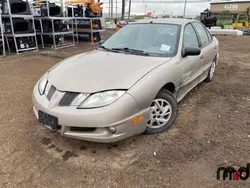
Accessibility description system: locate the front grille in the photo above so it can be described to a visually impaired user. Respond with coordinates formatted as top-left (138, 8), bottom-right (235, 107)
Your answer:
top-left (59, 92), bottom-right (79, 106)
top-left (47, 85), bottom-right (56, 101)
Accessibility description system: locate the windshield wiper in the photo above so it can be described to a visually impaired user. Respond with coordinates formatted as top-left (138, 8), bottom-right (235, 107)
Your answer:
top-left (99, 45), bottom-right (110, 51)
top-left (99, 45), bottom-right (122, 53)
top-left (111, 48), bottom-right (150, 56)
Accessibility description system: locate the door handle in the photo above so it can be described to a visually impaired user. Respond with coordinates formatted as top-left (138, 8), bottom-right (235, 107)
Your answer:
top-left (200, 55), bottom-right (205, 60)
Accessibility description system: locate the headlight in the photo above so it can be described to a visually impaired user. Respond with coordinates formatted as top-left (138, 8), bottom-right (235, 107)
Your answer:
top-left (71, 93), bottom-right (89, 106)
top-left (38, 73), bottom-right (48, 95)
top-left (78, 90), bottom-right (126, 108)
top-left (44, 82), bottom-right (52, 96)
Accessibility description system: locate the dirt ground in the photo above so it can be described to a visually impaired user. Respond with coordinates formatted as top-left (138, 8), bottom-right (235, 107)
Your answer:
top-left (0, 34), bottom-right (250, 188)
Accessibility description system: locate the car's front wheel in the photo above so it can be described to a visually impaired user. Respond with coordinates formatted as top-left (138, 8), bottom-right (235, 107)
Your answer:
top-left (145, 89), bottom-right (178, 134)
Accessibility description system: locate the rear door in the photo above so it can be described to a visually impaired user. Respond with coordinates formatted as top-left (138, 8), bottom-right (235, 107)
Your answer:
top-left (192, 22), bottom-right (216, 77)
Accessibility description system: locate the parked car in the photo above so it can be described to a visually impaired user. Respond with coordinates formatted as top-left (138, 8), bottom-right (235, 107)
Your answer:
top-left (33, 19), bottom-right (219, 143)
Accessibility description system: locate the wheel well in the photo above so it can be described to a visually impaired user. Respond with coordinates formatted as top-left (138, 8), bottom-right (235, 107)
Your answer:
top-left (214, 54), bottom-right (218, 63)
top-left (162, 82), bottom-right (175, 93)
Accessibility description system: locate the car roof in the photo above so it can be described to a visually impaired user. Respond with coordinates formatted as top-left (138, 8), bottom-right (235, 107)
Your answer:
top-left (131, 18), bottom-right (193, 25)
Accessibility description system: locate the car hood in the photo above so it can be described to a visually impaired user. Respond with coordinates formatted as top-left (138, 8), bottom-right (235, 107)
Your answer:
top-left (48, 50), bottom-right (170, 93)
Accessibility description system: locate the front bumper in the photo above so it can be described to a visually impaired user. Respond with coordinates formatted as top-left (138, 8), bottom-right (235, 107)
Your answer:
top-left (32, 85), bottom-right (149, 143)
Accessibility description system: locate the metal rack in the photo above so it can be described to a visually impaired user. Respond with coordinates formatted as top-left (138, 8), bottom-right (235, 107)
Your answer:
top-left (0, 6), bottom-right (5, 57)
top-left (66, 5), bottom-right (106, 44)
top-left (33, 0), bottom-right (75, 49)
top-left (1, 0), bottom-right (38, 55)
top-left (72, 17), bottom-right (106, 44)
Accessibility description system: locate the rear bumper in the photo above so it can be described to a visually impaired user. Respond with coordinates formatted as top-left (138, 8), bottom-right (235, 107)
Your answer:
top-left (32, 85), bottom-right (149, 143)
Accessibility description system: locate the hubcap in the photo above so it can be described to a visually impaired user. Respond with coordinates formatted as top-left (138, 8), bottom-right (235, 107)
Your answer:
top-left (147, 99), bottom-right (172, 129)
top-left (210, 61), bottom-right (216, 79)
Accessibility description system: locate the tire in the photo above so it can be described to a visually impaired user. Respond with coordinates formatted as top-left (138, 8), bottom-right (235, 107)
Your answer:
top-left (145, 89), bottom-right (178, 134)
top-left (204, 61), bottom-right (216, 82)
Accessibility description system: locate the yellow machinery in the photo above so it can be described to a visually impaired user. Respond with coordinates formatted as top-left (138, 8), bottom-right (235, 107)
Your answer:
top-left (232, 13), bottom-right (249, 29)
top-left (65, 0), bottom-right (103, 16)
top-left (116, 20), bottom-right (128, 31)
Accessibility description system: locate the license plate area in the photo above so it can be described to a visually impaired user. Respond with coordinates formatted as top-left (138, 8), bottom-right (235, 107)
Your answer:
top-left (38, 111), bottom-right (58, 131)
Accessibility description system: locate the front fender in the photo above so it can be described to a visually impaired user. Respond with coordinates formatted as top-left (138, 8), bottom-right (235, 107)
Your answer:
top-left (127, 58), bottom-right (182, 110)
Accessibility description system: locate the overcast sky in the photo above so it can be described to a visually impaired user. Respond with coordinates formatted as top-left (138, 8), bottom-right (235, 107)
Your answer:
top-left (101, 0), bottom-right (248, 16)
top-left (102, 0), bottom-right (210, 16)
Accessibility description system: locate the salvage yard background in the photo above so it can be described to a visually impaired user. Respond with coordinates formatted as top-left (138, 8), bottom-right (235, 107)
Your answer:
top-left (0, 33), bottom-right (250, 187)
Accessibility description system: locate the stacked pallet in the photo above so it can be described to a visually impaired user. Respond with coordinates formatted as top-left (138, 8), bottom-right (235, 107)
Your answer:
top-left (65, 2), bottom-right (105, 43)
top-left (0, 0), bottom-right (38, 54)
top-left (33, 0), bottom-right (75, 49)
top-left (0, 5), bottom-right (5, 56)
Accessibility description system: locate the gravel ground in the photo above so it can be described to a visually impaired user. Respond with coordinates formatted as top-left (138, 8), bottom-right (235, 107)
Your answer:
top-left (0, 34), bottom-right (250, 188)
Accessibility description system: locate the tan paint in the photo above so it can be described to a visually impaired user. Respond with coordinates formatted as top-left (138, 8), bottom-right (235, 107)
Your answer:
top-left (33, 19), bottom-right (219, 142)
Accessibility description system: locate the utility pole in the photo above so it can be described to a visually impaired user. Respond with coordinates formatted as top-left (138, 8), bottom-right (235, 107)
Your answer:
top-left (128, 0), bottom-right (132, 20)
top-left (109, 0), bottom-right (111, 19)
top-left (144, 4), bottom-right (148, 15)
top-left (116, 0), bottom-right (118, 18)
top-left (121, 0), bottom-right (125, 20)
top-left (111, 0), bottom-right (113, 19)
top-left (183, 0), bottom-right (187, 18)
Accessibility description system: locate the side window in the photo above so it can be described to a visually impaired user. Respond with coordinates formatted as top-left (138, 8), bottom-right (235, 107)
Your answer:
top-left (183, 24), bottom-right (199, 49)
top-left (193, 22), bottom-right (210, 47)
top-left (206, 29), bottom-right (213, 42)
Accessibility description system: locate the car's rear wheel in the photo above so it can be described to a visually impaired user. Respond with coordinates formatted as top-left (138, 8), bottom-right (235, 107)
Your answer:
top-left (204, 61), bottom-right (216, 82)
top-left (145, 89), bottom-right (178, 134)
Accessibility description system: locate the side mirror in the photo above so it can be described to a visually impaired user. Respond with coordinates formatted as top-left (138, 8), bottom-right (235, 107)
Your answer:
top-left (182, 47), bottom-right (201, 57)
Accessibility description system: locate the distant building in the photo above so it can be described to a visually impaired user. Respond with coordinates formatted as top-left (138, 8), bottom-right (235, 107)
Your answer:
top-left (210, 1), bottom-right (250, 14)
top-left (200, 1), bottom-right (250, 21)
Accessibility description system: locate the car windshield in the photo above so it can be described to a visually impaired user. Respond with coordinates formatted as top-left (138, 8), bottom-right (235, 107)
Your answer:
top-left (101, 23), bottom-right (180, 57)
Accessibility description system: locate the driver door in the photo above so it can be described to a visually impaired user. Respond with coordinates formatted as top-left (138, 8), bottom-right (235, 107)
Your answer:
top-left (177, 24), bottom-right (204, 99)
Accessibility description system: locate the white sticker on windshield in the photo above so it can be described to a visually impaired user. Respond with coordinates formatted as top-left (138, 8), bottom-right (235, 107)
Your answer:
top-left (160, 44), bottom-right (171, 52)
